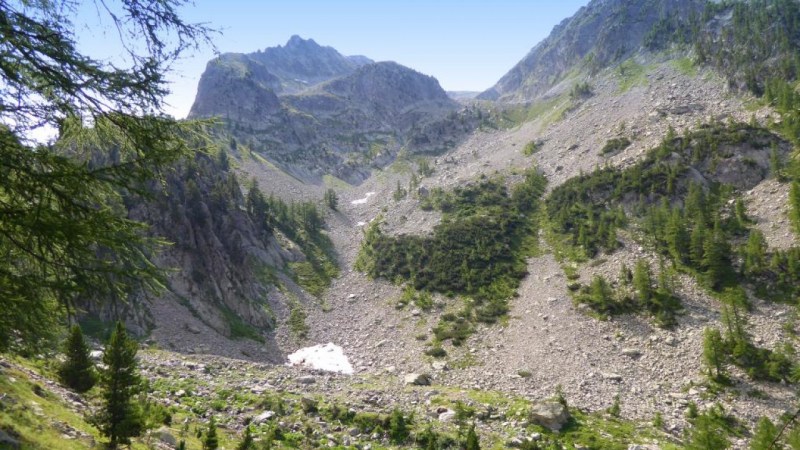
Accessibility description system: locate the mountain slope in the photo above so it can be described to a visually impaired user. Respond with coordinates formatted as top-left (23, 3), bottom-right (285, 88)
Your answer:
top-left (478, 0), bottom-right (705, 102)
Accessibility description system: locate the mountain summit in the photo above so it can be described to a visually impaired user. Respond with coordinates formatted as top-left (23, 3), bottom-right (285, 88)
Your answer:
top-left (189, 37), bottom-right (471, 183)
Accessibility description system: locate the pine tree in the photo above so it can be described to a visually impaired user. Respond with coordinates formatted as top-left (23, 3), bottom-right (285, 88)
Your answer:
top-left (633, 260), bottom-right (653, 306)
top-left (790, 182), bottom-right (800, 236)
top-left (0, 0), bottom-right (210, 354)
top-left (689, 220), bottom-right (707, 268)
top-left (203, 417), bottom-right (219, 450)
top-left (97, 322), bottom-right (143, 449)
top-left (58, 325), bottom-right (97, 393)
top-left (666, 209), bottom-right (689, 263)
top-left (464, 424), bottom-right (480, 450)
top-left (702, 328), bottom-right (727, 382)
top-left (324, 188), bottom-right (338, 211)
top-left (743, 230), bottom-right (767, 276)
top-left (685, 412), bottom-right (730, 450)
top-left (749, 417), bottom-right (779, 450)
top-left (236, 425), bottom-right (255, 450)
top-left (389, 409), bottom-right (409, 444)
top-left (702, 225), bottom-right (730, 290)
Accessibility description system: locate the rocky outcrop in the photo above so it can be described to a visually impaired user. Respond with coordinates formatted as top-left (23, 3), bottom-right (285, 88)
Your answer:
top-left (528, 401), bottom-right (571, 431)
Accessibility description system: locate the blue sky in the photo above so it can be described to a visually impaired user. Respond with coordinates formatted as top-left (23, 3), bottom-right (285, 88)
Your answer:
top-left (76, 0), bottom-right (590, 118)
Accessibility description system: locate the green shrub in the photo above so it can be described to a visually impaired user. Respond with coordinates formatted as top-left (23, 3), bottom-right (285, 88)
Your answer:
top-left (600, 137), bottom-right (631, 155)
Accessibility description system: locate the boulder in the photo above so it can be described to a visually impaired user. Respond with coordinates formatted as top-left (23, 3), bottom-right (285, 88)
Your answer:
top-left (438, 409), bottom-right (456, 422)
top-left (0, 429), bottom-right (20, 449)
top-left (404, 373), bottom-right (431, 386)
top-left (155, 426), bottom-right (177, 447)
top-left (528, 401), bottom-right (570, 431)
top-left (296, 375), bottom-right (316, 385)
top-left (253, 411), bottom-right (276, 424)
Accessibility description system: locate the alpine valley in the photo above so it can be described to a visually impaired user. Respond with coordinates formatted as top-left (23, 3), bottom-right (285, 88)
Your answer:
top-left (4, 1), bottom-right (800, 449)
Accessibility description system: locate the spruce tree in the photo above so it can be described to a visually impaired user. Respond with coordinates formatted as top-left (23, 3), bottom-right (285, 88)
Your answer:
top-left (58, 325), bottom-right (97, 393)
top-left (324, 188), bottom-right (338, 211)
top-left (633, 260), bottom-right (653, 306)
top-left (464, 424), bottom-right (480, 450)
top-left (0, 0), bottom-right (211, 354)
top-left (790, 182), bottom-right (800, 236)
top-left (98, 322), bottom-right (143, 449)
top-left (236, 425), bottom-right (255, 450)
top-left (389, 409), bottom-right (409, 444)
top-left (702, 225), bottom-right (729, 290)
top-left (203, 416), bottom-right (219, 450)
top-left (702, 328), bottom-right (727, 382)
top-left (685, 412), bottom-right (729, 450)
top-left (689, 220), bottom-right (707, 268)
top-left (749, 417), bottom-right (778, 450)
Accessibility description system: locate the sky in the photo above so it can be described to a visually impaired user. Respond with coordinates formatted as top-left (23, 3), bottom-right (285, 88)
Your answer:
top-left (75, 0), bottom-right (590, 119)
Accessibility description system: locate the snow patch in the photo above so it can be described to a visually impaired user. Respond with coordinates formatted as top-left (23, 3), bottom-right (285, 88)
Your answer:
top-left (351, 192), bottom-right (375, 205)
top-left (287, 343), bottom-right (354, 374)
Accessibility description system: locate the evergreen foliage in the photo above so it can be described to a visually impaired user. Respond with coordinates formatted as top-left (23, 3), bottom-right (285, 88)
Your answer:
top-left (203, 417), bottom-right (219, 450)
top-left (96, 322), bottom-right (143, 449)
top-left (600, 137), bottom-right (631, 155)
top-left (464, 424), bottom-right (480, 450)
top-left (246, 181), bottom-right (338, 296)
top-left (389, 409), bottom-right (410, 444)
top-left (646, 0), bottom-right (800, 95)
top-left (749, 417), bottom-right (779, 450)
top-left (324, 188), bottom-right (339, 211)
top-left (0, 0), bottom-right (211, 354)
top-left (236, 425), bottom-right (255, 450)
top-left (357, 168), bottom-right (547, 338)
top-left (574, 261), bottom-right (682, 327)
top-left (702, 327), bottom-right (727, 383)
top-left (58, 325), bottom-right (98, 393)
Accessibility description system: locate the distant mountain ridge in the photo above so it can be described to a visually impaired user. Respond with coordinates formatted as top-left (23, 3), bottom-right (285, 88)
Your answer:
top-left (189, 36), bottom-right (475, 184)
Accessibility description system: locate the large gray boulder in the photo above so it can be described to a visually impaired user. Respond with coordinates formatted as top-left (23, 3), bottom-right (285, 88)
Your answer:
top-left (404, 373), bottom-right (431, 386)
top-left (528, 401), bottom-right (571, 431)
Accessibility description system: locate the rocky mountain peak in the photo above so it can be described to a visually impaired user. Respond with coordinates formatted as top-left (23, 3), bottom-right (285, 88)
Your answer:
top-left (285, 34), bottom-right (316, 48)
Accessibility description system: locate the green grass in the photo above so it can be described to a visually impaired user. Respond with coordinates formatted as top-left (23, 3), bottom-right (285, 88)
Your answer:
top-left (289, 261), bottom-right (331, 298)
top-left (219, 305), bottom-right (265, 343)
top-left (288, 303), bottom-right (309, 339)
top-left (617, 59), bottom-right (649, 92)
top-left (672, 57), bottom-right (698, 77)
top-left (323, 174), bottom-right (352, 190)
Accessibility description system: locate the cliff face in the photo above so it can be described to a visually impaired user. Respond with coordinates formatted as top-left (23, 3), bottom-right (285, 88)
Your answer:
top-left (479, 0), bottom-right (706, 102)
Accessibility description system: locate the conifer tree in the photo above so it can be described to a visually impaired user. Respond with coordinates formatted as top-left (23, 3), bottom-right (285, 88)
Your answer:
top-left (790, 182), bottom-right (800, 236)
top-left (0, 0), bottom-right (211, 354)
top-left (689, 220), bottom-right (707, 268)
top-left (702, 328), bottom-right (727, 382)
top-left (97, 322), bottom-right (143, 449)
top-left (749, 417), bottom-right (779, 450)
top-left (389, 409), bottom-right (409, 444)
top-left (464, 424), bottom-right (480, 450)
top-left (324, 188), bottom-right (338, 211)
top-left (633, 260), bottom-right (653, 306)
top-left (743, 230), bottom-right (767, 276)
top-left (666, 209), bottom-right (689, 263)
top-left (702, 225), bottom-right (730, 290)
top-left (685, 412), bottom-right (730, 450)
top-left (203, 417), bottom-right (219, 450)
top-left (58, 325), bottom-right (97, 393)
top-left (236, 425), bottom-right (255, 450)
